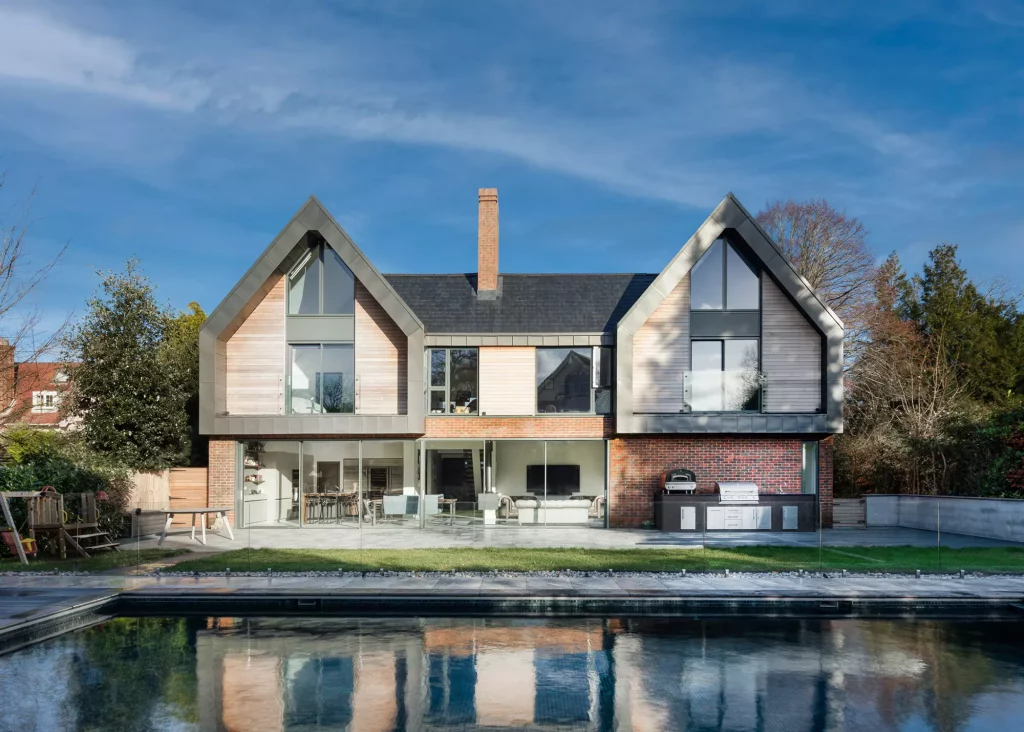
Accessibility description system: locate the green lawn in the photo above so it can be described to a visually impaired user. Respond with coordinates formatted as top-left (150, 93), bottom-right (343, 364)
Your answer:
top-left (0, 548), bottom-right (188, 573)
top-left (170, 546), bottom-right (1024, 574)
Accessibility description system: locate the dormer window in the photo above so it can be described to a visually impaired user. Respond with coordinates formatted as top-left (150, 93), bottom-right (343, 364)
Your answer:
top-left (288, 239), bottom-right (355, 315)
top-left (690, 238), bottom-right (759, 311)
top-left (31, 391), bottom-right (59, 413)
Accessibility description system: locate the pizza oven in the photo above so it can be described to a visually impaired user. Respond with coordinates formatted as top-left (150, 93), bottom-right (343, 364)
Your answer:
top-left (661, 468), bottom-right (697, 494)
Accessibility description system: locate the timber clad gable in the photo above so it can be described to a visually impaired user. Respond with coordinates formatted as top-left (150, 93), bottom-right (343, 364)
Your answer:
top-left (355, 281), bottom-right (408, 415)
top-left (632, 273), bottom-right (690, 414)
top-left (225, 273), bottom-right (285, 415)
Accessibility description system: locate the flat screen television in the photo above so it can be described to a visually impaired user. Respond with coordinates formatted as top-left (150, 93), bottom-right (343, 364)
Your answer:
top-left (526, 464), bottom-right (580, 496)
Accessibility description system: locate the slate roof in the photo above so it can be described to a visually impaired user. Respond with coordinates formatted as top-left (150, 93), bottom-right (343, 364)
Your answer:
top-left (383, 273), bottom-right (657, 333)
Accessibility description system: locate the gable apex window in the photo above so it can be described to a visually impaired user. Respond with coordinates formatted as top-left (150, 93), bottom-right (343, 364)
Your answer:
top-left (288, 238), bottom-right (355, 316)
top-left (690, 238), bottom-right (759, 311)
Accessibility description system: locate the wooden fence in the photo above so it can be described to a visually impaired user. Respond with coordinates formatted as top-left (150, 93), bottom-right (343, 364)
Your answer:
top-left (833, 498), bottom-right (866, 528)
top-left (129, 468), bottom-right (209, 527)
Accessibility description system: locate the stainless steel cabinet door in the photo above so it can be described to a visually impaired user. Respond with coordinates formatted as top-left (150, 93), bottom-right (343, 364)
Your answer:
top-left (706, 507), bottom-right (725, 530)
top-left (679, 506), bottom-right (696, 531)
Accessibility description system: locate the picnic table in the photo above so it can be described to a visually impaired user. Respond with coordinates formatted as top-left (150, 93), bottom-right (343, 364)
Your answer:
top-left (157, 508), bottom-right (234, 546)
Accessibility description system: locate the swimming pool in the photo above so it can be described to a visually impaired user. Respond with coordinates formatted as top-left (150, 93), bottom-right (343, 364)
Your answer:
top-left (2, 616), bottom-right (1023, 730)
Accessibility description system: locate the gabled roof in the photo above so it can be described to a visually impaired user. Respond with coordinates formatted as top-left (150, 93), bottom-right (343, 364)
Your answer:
top-left (385, 273), bottom-right (655, 334)
top-left (618, 192), bottom-right (843, 336)
top-left (201, 196), bottom-right (423, 340)
top-left (616, 192), bottom-right (844, 434)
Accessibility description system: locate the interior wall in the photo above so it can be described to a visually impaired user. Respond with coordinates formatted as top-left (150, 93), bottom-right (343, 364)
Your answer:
top-left (493, 441), bottom-right (605, 498)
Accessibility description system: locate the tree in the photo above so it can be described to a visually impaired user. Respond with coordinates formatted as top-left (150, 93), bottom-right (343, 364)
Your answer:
top-left (0, 172), bottom-right (69, 427)
top-left (840, 254), bottom-right (970, 494)
top-left (162, 302), bottom-right (207, 465)
top-left (757, 199), bottom-right (877, 363)
top-left (903, 244), bottom-right (1024, 407)
top-left (61, 260), bottom-right (189, 471)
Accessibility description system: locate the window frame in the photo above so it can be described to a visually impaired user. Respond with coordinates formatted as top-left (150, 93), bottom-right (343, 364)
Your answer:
top-left (287, 342), bottom-right (356, 415)
top-left (690, 237), bottom-right (761, 312)
top-left (31, 390), bottom-right (59, 413)
top-left (427, 347), bottom-right (479, 416)
top-left (801, 441), bottom-right (819, 495)
top-left (535, 347), bottom-right (596, 415)
top-left (287, 240), bottom-right (356, 316)
top-left (687, 337), bottom-right (762, 413)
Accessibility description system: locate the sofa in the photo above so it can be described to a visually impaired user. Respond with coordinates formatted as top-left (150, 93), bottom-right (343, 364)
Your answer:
top-left (514, 497), bottom-right (592, 524)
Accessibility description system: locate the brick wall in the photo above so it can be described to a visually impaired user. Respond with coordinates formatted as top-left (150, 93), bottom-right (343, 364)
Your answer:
top-left (207, 439), bottom-right (236, 524)
top-left (608, 435), bottom-right (833, 528)
top-left (425, 416), bottom-right (613, 439)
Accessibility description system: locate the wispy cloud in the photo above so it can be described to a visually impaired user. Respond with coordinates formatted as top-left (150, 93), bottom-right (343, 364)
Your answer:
top-left (0, 2), bottom-right (967, 212)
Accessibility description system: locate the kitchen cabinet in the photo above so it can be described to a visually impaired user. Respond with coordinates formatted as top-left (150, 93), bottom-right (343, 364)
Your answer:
top-left (706, 505), bottom-right (772, 530)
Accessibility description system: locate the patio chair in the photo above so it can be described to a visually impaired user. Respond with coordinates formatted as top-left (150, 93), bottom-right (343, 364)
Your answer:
top-left (497, 494), bottom-right (519, 523)
top-left (588, 495), bottom-right (607, 519)
top-left (362, 498), bottom-right (383, 526)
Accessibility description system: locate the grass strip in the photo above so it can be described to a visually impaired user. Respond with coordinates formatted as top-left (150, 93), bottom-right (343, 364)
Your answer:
top-left (0, 548), bottom-right (187, 573)
top-left (169, 546), bottom-right (1024, 574)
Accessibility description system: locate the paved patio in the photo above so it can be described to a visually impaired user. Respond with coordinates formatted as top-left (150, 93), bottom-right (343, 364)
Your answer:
top-left (119, 525), bottom-right (1018, 554)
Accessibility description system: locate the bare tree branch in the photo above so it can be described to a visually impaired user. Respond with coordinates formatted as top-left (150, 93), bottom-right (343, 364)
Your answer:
top-left (0, 172), bottom-right (71, 429)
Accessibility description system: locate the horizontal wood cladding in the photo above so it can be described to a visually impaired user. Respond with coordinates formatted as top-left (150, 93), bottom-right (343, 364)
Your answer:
top-left (761, 277), bottom-right (823, 412)
top-left (479, 347), bottom-right (535, 415)
top-left (355, 281), bottom-right (408, 415)
top-left (425, 416), bottom-right (614, 439)
top-left (225, 274), bottom-right (285, 415)
top-left (632, 273), bottom-right (689, 413)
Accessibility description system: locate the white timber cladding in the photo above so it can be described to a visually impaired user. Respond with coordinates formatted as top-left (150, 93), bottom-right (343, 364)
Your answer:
top-left (632, 273), bottom-right (690, 413)
top-left (226, 274), bottom-right (285, 415)
top-left (761, 276), bottom-right (823, 412)
top-left (355, 281), bottom-right (408, 415)
top-left (479, 347), bottom-right (535, 415)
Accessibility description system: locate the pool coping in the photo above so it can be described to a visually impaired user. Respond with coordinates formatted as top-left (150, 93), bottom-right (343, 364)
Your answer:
top-left (0, 592), bottom-right (118, 656)
top-left (4, 581), bottom-right (1024, 656)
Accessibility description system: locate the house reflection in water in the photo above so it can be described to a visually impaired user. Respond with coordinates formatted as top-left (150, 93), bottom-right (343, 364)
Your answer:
top-left (203, 618), bottom-right (616, 731)
top-left (191, 616), bottom-right (1024, 731)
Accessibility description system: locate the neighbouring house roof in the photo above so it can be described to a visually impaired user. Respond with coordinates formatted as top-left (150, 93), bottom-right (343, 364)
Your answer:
top-left (384, 273), bottom-right (656, 334)
top-left (9, 362), bottom-right (69, 426)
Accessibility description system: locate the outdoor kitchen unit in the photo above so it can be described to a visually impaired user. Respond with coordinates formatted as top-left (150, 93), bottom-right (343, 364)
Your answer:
top-left (653, 475), bottom-right (818, 532)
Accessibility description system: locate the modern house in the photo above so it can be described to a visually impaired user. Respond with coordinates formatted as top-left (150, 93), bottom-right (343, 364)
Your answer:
top-left (198, 189), bottom-right (841, 531)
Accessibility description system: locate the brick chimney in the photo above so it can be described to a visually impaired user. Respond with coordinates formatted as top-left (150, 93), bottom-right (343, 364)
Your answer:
top-left (0, 338), bottom-right (14, 414)
top-left (477, 188), bottom-right (499, 298)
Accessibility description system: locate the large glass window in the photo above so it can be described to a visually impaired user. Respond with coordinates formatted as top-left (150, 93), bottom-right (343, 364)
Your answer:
top-left (289, 344), bottom-right (355, 414)
top-left (802, 441), bottom-right (819, 494)
top-left (537, 348), bottom-right (592, 413)
top-left (288, 239), bottom-right (355, 315)
top-left (428, 348), bottom-right (478, 414)
top-left (690, 238), bottom-right (759, 310)
top-left (686, 339), bottom-right (760, 412)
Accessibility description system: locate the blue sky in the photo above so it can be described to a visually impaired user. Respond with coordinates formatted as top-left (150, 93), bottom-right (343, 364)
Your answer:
top-left (1, 0), bottom-right (1022, 348)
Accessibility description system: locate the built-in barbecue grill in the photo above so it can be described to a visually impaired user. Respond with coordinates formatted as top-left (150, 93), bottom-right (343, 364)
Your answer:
top-left (662, 469), bottom-right (697, 494)
top-left (715, 481), bottom-right (760, 504)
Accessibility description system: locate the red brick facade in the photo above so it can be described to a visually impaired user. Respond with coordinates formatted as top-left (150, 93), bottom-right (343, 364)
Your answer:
top-left (608, 435), bottom-right (833, 528)
top-left (207, 439), bottom-right (236, 524)
top-left (425, 416), bottom-right (613, 439)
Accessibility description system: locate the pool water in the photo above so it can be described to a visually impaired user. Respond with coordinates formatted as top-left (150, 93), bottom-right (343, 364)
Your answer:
top-left (2, 617), bottom-right (1024, 731)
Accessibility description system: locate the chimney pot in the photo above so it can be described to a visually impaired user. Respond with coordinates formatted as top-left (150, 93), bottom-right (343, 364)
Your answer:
top-left (477, 188), bottom-right (499, 296)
